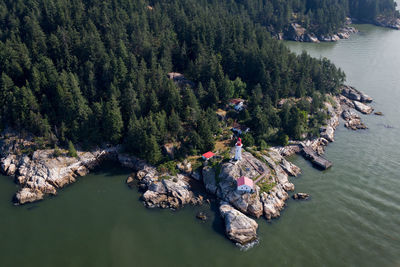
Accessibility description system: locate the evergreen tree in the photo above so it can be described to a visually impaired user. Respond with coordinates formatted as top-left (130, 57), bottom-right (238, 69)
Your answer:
top-left (68, 141), bottom-right (78, 158)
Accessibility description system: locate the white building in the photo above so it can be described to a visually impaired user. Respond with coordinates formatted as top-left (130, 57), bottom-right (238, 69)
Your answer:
top-left (236, 176), bottom-right (254, 193)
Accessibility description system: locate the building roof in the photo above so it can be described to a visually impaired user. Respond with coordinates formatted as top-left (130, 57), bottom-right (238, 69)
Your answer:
top-left (229, 98), bottom-right (244, 105)
top-left (237, 176), bottom-right (254, 188)
top-left (202, 151), bottom-right (215, 159)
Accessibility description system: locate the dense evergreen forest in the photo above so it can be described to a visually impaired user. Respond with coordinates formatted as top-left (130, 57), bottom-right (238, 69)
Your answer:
top-left (242, 0), bottom-right (399, 35)
top-left (0, 0), bottom-right (396, 163)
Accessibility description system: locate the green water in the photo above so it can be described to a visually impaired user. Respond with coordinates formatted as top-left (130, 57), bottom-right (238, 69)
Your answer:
top-left (1, 24), bottom-right (400, 267)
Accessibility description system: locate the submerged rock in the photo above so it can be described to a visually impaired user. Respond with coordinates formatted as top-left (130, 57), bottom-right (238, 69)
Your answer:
top-left (196, 211), bottom-right (208, 221)
top-left (293, 193), bottom-right (310, 200)
top-left (219, 202), bottom-right (258, 245)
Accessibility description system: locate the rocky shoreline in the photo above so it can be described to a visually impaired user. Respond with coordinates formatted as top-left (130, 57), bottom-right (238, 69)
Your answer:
top-left (0, 85), bottom-right (377, 247)
top-left (277, 16), bottom-right (400, 43)
top-left (276, 23), bottom-right (359, 43)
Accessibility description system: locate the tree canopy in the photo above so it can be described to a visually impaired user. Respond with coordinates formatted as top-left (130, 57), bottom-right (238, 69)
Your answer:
top-left (1, 0), bottom-right (392, 162)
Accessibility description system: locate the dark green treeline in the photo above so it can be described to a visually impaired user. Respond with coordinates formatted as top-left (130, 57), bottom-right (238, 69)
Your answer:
top-left (2, 0), bottom-right (389, 163)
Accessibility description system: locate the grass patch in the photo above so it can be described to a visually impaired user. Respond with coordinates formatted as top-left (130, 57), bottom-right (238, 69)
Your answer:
top-left (259, 180), bottom-right (276, 194)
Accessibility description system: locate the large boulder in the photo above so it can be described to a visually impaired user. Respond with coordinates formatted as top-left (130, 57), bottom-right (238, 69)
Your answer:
top-left (219, 202), bottom-right (258, 245)
top-left (354, 101), bottom-right (374, 114)
top-left (341, 86), bottom-right (373, 103)
top-left (320, 126), bottom-right (335, 142)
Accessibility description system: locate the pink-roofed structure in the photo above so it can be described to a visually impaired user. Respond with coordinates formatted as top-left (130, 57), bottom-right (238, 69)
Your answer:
top-left (236, 176), bottom-right (254, 193)
top-left (202, 151), bottom-right (215, 160)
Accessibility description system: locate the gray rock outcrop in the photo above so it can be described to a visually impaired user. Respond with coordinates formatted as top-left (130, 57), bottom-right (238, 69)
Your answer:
top-left (0, 136), bottom-right (116, 205)
top-left (341, 86), bottom-right (373, 103)
top-left (342, 109), bottom-right (367, 130)
top-left (260, 184), bottom-right (289, 220)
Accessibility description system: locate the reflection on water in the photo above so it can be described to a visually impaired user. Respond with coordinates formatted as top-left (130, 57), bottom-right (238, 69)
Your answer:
top-left (1, 25), bottom-right (400, 267)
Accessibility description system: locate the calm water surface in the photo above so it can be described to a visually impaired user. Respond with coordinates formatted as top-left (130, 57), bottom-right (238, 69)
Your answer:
top-left (1, 25), bottom-right (400, 267)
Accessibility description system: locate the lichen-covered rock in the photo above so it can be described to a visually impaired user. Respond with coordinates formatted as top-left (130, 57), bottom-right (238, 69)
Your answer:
top-left (219, 202), bottom-right (258, 245)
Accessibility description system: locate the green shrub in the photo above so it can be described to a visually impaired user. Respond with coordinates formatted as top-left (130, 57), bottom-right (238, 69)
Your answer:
top-left (53, 144), bottom-right (61, 157)
top-left (68, 141), bottom-right (78, 158)
top-left (157, 161), bottom-right (178, 176)
top-left (259, 181), bottom-right (276, 193)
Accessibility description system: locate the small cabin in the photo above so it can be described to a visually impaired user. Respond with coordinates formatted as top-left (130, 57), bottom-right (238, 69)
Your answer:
top-left (202, 151), bottom-right (215, 161)
top-left (229, 99), bottom-right (245, 111)
top-left (236, 176), bottom-right (254, 193)
top-left (231, 122), bottom-right (250, 135)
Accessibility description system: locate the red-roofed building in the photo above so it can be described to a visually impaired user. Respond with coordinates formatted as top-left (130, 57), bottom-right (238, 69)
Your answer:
top-left (228, 98), bottom-right (245, 111)
top-left (236, 176), bottom-right (254, 193)
top-left (202, 151), bottom-right (215, 160)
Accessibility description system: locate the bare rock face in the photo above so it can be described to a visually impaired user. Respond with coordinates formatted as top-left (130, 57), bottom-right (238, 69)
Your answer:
top-left (262, 152), bottom-right (295, 191)
top-left (318, 98), bottom-right (342, 143)
top-left (280, 158), bottom-right (301, 177)
top-left (320, 126), bottom-right (335, 142)
top-left (354, 101), bottom-right (374, 114)
top-left (260, 184), bottom-right (289, 220)
top-left (219, 202), bottom-right (258, 245)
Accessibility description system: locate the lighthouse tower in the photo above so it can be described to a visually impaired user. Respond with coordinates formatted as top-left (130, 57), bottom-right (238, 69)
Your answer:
top-left (234, 137), bottom-right (243, 161)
